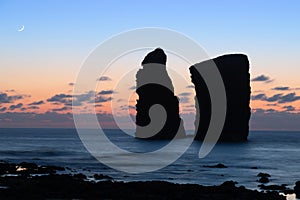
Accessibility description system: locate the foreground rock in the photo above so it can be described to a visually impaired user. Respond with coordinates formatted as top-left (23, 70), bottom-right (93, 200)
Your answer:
top-left (135, 48), bottom-right (185, 139)
top-left (0, 162), bottom-right (289, 199)
top-left (190, 54), bottom-right (251, 142)
top-left (0, 175), bottom-right (286, 200)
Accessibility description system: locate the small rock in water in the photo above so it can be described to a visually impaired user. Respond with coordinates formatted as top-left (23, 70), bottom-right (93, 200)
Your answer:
top-left (203, 163), bottom-right (228, 168)
top-left (257, 172), bottom-right (271, 178)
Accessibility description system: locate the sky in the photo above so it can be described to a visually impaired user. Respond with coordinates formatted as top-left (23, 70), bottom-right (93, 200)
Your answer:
top-left (1, 0), bottom-right (300, 130)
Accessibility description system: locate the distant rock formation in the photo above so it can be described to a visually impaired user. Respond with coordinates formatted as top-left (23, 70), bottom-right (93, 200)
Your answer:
top-left (135, 48), bottom-right (185, 139)
top-left (190, 54), bottom-right (251, 142)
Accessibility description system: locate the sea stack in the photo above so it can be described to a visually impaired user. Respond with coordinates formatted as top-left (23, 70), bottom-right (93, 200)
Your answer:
top-left (135, 48), bottom-right (186, 139)
top-left (190, 54), bottom-right (251, 142)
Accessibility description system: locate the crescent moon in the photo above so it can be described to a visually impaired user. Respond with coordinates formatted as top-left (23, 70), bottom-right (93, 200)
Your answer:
top-left (18, 25), bottom-right (25, 32)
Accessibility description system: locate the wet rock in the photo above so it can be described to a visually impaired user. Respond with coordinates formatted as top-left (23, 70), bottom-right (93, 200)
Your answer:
top-left (93, 174), bottom-right (113, 180)
top-left (203, 163), bottom-right (228, 168)
top-left (258, 184), bottom-right (286, 191)
top-left (73, 173), bottom-right (87, 179)
top-left (294, 181), bottom-right (300, 197)
top-left (257, 173), bottom-right (271, 183)
top-left (258, 177), bottom-right (270, 183)
top-left (190, 54), bottom-right (251, 142)
top-left (0, 176), bottom-right (285, 199)
top-left (257, 173), bottom-right (271, 178)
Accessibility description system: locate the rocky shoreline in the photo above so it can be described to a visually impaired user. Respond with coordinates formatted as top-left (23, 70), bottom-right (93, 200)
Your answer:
top-left (0, 161), bottom-right (298, 199)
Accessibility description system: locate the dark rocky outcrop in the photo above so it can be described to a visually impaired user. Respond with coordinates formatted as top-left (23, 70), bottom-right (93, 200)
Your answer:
top-left (190, 54), bottom-right (251, 142)
top-left (0, 161), bottom-right (287, 199)
top-left (295, 181), bottom-right (300, 197)
top-left (135, 48), bottom-right (185, 139)
top-left (0, 175), bottom-right (286, 200)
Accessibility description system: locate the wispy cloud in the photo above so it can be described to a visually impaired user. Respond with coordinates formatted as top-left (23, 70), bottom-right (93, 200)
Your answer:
top-left (28, 100), bottom-right (44, 106)
top-left (251, 92), bottom-right (300, 103)
top-left (52, 107), bottom-right (70, 112)
top-left (98, 90), bottom-right (114, 95)
top-left (28, 106), bottom-right (40, 110)
top-left (9, 103), bottom-right (23, 110)
top-left (186, 85), bottom-right (195, 88)
top-left (251, 75), bottom-right (273, 83)
top-left (0, 93), bottom-right (25, 104)
top-left (283, 105), bottom-right (295, 112)
top-left (97, 76), bottom-right (112, 81)
top-left (129, 86), bottom-right (136, 90)
top-left (47, 94), bottom-right (72, 104)
top-left (251, 93), bottom-right (267, 100)
top-left (178, 92), bottom-right (192, 97)
top-left (180, 97), bottom-right (190, 103)
top-left (272, 86), bottom-right (290, 91)
top-left (94, 96), bottom-right (113, 103)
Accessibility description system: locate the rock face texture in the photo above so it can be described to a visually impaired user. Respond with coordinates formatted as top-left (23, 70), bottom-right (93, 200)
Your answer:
top-left (190, 54), bottom-right (251, 142)
top-left (135, 48), bottom-right (185, 139)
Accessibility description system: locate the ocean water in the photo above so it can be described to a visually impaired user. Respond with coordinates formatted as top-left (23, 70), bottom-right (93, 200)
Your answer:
top-left (0, 128), bottom-right (299, 191)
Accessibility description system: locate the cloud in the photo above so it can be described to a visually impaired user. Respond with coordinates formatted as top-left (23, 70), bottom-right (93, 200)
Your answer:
top-left (251, 75), bottom-right (273, 83)
top-left (68, 82), bottom-right (75, 86)
top-left (0, 107), bottom-right (7, 112)
top-left (251, 92), bottom-right (300, 103)
top-left (272, 86), bottom-right (290, 91)
top-left (129, 86), bottom-right (136, 90)
top-left (98, 90), bottom-right (114, 95)
top-left (47, 94), bottom-right (72, 104)
top-left (75, 91), bottom-right (95, 102)
top-left (283, 105), bottom-right (295, 112)
top-left (266, 103), bottom-right (277, 106)
top-left (186, 85), bottom-right (195, 88)
top-left (9, 103), bottom-right (23, 110)
top-left (117, 99), bottom-right (126, 102)
top-left (97, 76), bottom-right (112, 81)
top-left (180, 97), bottom-right (190, 103)
top-left (28, 106), bottom-right (39, 110)
top-left (178, 92), bottom-right (192, 97)
top-left (52, 107), bottom-right (70, 112)
top-left (278, 93), bottom-right (300, 103)
top-left (251, 93), bottom-right (267, 100)
top-left (48, 91), bottom-right (113, 107)
top-left (0, 93), bottom-right (24, 104)
top-left (266, 93), bottom-right (283, 102)
top-left (120, 105), bottom-right (135, 111)
top-left (28, 100), bottom-right (44, 106)
top-left (94, 96), bottom-right (113, 103)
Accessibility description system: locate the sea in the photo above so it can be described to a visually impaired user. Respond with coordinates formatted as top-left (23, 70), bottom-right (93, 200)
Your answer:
top-left (0, 128), bottom-right (299, 197)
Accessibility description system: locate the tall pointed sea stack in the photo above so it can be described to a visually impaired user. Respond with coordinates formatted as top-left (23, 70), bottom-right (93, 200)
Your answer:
top-left (190, 54), bottom-right (251, 142)
top-left (135, 48), bottom-right (185, 139)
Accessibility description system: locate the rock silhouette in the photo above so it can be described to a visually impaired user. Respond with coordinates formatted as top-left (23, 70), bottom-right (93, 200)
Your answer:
top-left (135, 48), bottom-right (185, 139)
top-left (190, 54), bottom-right (251, 142)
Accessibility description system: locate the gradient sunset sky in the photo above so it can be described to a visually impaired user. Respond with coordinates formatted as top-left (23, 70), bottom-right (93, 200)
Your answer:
top-left (1, 0), bottom-right (300, 130)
